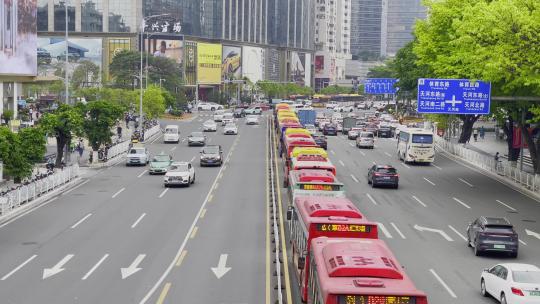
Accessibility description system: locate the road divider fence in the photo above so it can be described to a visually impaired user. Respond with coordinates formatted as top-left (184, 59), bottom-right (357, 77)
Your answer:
top-left (0, 165), bottom-right (80, 217)
top-left (143, 125), bottom-right (161, 142)
top-left (435, 136), bottom-right (540, 194)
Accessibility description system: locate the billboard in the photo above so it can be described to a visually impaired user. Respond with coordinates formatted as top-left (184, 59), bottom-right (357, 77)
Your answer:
top-left (107, 38), bottom-right (130, 64)
top-left (37, 37), bottom-right (102, 87)
top-left (222, 45), bottom-right (241, 80)
top-left (315, 55), bottom-right (324, 77)
top-left (265, 48), bottom-right (280, 82)
top-left (242, 46), bottom-right (264, 83)
top-left (0, 0), bottom-right (37, 76)
top-left (184, 41), bottom-right (197, 85)
top-left (197, 42), bottom-right (222, 84)
top-left (290, 52), bottom-right (306, 86)
top-left (143, 35), bottom-right (184, 66)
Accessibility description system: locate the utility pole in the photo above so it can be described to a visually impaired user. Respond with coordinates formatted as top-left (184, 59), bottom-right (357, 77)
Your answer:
top-left (65, 0), bottom-right (69, 104)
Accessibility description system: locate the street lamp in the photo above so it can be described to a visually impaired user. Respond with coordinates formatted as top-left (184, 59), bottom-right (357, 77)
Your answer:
top-left (65, 0), bottom-right (69, 104)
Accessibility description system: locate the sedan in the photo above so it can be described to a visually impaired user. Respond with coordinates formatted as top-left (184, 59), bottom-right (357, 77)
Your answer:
top-left (187, 132), bottom-right (206, 146)
top-left (322, 124), bottom-right (337, 136)
top-left (223, 123), bottom-right (238, 135)
top-left (367, 165), bottom-right (399, 188)
top-left (481, 263), bottom-right (540, 304)
top-left (312, 134), bottom-right (327, 150)
top-left (149, 153), bottom-right (173, 174)
top-left (203, 120), bottom-right (217, 132)
top-left (348, 128), bottom-right (362, 140)
top-left (164, 162), bottom-right (195, 187)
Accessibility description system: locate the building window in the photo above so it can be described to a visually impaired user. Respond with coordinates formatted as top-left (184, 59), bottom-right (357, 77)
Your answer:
top-left (81, 0), bottom-right (103, 32)
top-left (37, 0), bottom-right (48, 31)
top-left (54, 0), bottom-right (76, 31)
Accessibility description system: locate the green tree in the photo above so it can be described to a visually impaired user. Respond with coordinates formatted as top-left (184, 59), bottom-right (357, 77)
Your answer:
top-left (0, 127), bottom-right (32, 182)
top-left (319, 85), bottom-right (352, 95)
top-left (109, 50), bottom-right (141, 90)
top-left (81, 101), bottom-right (124, 150)
top-left (393, 41), bottom-right (431, 99)
top-left (39, 104), bottom-right (84, 166)
top-left (71, 60), bottom-right (100, 90)
top-left (142, 85), bottom-right (166, 119)
top-left (367, 61), bottom-right (395, 78)
top-left (18, 127), bottom-right (47, 165)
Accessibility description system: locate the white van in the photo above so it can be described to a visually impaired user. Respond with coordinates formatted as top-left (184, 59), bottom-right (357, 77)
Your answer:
top-left (163, 125), bottom-right (180, 143)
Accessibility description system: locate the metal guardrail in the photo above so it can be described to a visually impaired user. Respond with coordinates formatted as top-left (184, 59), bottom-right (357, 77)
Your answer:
top-left (0, 165), bottom-right (80, 217)
top-left (143, 125), bottom-right (161, 142)
top-left (107, 140), bottom-right (131, 160)
top-left (435, 137), bottom-right (540, 194)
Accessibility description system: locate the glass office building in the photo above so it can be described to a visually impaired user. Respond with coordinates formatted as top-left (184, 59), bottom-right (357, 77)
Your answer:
top-left (384, 0), bottom-right (425, 56)
top-left (350, 0), bottom-right (383, 58)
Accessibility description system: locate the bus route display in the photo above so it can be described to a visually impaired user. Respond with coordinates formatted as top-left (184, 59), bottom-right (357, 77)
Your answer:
top-left (315, 224), bottom-right (371, 233)
top-left (338, 295), bottom-right (416, 304)
top-left (299, 184), bottom-right (341, 191)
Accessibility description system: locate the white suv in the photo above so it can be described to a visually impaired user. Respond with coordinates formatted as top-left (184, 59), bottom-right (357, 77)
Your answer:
top-left (197, 102), bottom-right (223, 111)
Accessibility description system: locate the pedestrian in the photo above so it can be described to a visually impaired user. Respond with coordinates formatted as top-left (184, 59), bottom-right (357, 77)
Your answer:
top-left (117, 124), bottom-right (123, 139)
top-left (479, 126), bottom-right (485, 140)
top-left (473, 128), bottom-right (479, 142)
top-left (494, 152), bottom-right (500, 171)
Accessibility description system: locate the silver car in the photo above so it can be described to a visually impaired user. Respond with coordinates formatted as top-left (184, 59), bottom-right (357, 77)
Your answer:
top-left (356, 132), bottom-right (375, 149)
top-left (187, 132), bottom-right (206, 146)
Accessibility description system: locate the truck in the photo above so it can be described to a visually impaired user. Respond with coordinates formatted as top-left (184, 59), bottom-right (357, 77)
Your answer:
top-left (342, 117), bottom-right (358, 134)
top-left (297, 109), bottom-right (316, 127)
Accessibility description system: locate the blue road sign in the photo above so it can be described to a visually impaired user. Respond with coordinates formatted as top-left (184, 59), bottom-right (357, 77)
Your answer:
top-left (417, 78), bottom-right (491, 114)
top-left (364, 78), bottom-right (398, 94)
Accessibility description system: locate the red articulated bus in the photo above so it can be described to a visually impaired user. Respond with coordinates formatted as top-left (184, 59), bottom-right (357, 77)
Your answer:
top-left (284, 155), bottom-right (336, 187)
top-left (307, 238), bottom-right (429, 304)
top-left (288, 196), bottom-right (379, 302)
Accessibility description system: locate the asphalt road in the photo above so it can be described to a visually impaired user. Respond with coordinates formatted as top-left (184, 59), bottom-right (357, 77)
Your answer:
top-left (0, 113), bottom-right (269, 304)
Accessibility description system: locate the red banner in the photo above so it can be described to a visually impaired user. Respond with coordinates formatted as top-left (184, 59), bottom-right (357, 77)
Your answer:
top-left (512, 127), bottom-right (531, 149)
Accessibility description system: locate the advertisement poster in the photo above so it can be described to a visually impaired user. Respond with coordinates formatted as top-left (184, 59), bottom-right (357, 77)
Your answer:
top-left (265, 48), bottom-right (280, 82)
top-left (107, 38), bottom-right (130, 64)
top-left (222, 45), bottom-right (241, 80)
top-left (144, 35), bottom-right (184, 66)
top-left (184, 41), bottom-right (197, 85)
top-left (197, 42), bottom-right (222, 84)
top-left (37, 37), bottom-right (102, 87)
top-left (242, 46), bottom-right (264, 83)
top-left (0, 0), bottom-right (37, 76)
top-left (290, 51), bottom-right (306, 86)
top-left (314, 55), bottom-right (324, 77)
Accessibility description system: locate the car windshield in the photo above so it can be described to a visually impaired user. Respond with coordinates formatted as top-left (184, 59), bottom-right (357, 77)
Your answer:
top-left (513, 271), bottom-right (540, 283)
top-left (191, 132), bottom-right (203, 137)
top-left (412, 134), bottom-right (433, 144)
top-left (203, 147), bottom-right (220, 154)
top-left (223, 113), bottom-right (233, 118)
top-left (377, 167), bottom-right (397, 174)
top-left (130, 148), bottom-right (145, 154)
top-left (225, 124), bottom-right (236, 128)
top-left (170, 164), bottom-right (188, 171)
top-left (204, 120), bottom-right (214, 125)
top-left (165, 128), bottom-right (177, 134)
top-left (153, 155), bottom-right (170, 162)
top-left (361, 133), bottom-right (374, 138)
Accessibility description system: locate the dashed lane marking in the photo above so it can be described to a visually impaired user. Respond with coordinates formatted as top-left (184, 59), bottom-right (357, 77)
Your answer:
top-left (376, 222), bottom-right (393, 238)
top-left (175, 251), bottom-right (188, 267)
top-left (339, 160), bottom-right (345, 167)
top-left (70, 213), bottom-right (92, 229)
top-left (366, 193), bottom-right (378, 205)
top-left (412, 195), bottom-right (427, 207)
top-left (390, 222), bottom-right (406, 239)
top-left (433, 164), bottom-right (442, 170)
top-left (350, 174), bottom-right (359, 183)
top-left (452, 197), bottom-right (471, 209)
top-left (448, 225), bottom-right (467, 241)
top-left (158, 188), bottom-right (169, 198)
top-left (137, 170), bottom-right (147, 178)
top-left (423, 177), bottom-right (436, 186)
top-left (81, 254), bottom-right (109, 280)
top-left (1, 255), bottom-right (37, 280)
top-left (131, 213), bottom-right (146, 229)
top-left (112, 187), bottom-right (125, 198)
top-left (458, 178), bottom-right (474, 187)
top-left (496, 199), bottom-right (516, 211)
top-left (430, 269), bottom-right (457, 298)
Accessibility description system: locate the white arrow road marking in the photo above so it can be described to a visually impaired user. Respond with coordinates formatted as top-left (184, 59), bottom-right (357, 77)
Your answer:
top-left (1, 255), bottom-right (37, 280)
top-left (71, 213), bottom-right (92, 229)
top-left (376, 222), bottom-right (393, 238)
top-left (137, 170), bottom-right (147, 178)
top-left (496, 200), bottom-right (516, 211)
top-left (430, 269), bottom-right (457, 298)
top-left (448, 225), bottom-right (467, 241)
top-left (452, 197), bottom-right (471, 209)
top-left (131, 213), bottom-right (146, 228)
top-left (211, 254), bottom-right (232, 279)
top-left (412, 195), bottom-right (427, 207)
top-left (458, 178), bottom-right (474, 187)
top-left (158, 188), bottom-right (169, 198)
top-left (390, 222), bottom-right (406, 239)
top-left (526, 229), bottom-right (540, 240)
top-left (43, 254), bottom-right (74, 279)
top-left (350, 174), bottom-right (359, 183)
top-left (423, 177), bottom-right (436, 186)
top-left (366, 193), bottom-right (378, 205)
top-left (112, 187), bottom-right (125, 198)
top-left (82, 254), bottom-right (109, 280)
top-left (414, 225), bottom-right (454, 242)
top-left (121, 254), bottom-right (146, 279)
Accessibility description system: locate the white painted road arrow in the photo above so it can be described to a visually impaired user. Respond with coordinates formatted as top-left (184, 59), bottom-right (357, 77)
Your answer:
top-left (43, 254), bottom-right (74, 279)
top-left (211, 254), bottom-right (231, 279)
top-left (525, 229), bottom-right (540, 240)
top-left (121, 254), bottom-right (146, 279)
top-left (414, 225), bottom-right (454, 242)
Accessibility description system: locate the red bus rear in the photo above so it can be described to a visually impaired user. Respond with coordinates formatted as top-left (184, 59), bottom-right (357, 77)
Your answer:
top-left (288, 196), bottom-right (378, 302)
top-left (308, 238), bottom-right (428, 304)
top-left (283, 136), bottom-right (318, 164)
top-left (284, 156), bottom-right (336, 187)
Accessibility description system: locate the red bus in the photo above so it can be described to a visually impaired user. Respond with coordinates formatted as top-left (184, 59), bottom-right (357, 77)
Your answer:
top-left (288, 169), bottom-right (346, 203)
top-left (288, 196), bottom-right (379, 301)
top-left (283, 137), bottom-right (318, 166)
top-left (307, 238), bottom-right (428, 304)
top-left (284, 155), bottom-right (336, 187)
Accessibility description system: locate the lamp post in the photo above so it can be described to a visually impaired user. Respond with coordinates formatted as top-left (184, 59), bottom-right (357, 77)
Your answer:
top-left (65, 0), bottom-right (69, 104)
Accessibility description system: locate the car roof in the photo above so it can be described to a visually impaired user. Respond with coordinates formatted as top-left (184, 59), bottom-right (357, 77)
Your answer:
top-left (375, 165), bottom-right (396, 169)
top-left (171, 161), bottom-right (190, 166)
top-left (497, 263), bottom-right (540, 271)
top-left (479, 216), bottom-right (512, 226)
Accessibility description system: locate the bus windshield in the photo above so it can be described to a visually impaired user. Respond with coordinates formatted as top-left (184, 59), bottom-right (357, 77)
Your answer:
top-left (412, 134), bottom-right (433, 144)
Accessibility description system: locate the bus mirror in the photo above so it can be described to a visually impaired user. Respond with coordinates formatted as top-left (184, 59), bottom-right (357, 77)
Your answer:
top-left (298, 257), bottom-right (306, 269)
top-left (286, 206), bottom-right (294, 221)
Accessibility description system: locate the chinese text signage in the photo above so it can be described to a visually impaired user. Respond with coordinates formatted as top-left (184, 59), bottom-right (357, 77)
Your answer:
top-left (417, 78), bottom-right (491, 114)
top-left (197, 43), bottom-right (222, 84)
top-left (364, 78), bottom-right (398, 94)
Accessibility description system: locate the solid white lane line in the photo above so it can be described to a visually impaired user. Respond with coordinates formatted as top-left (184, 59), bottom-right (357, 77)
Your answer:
top-left (137, 170), bottom-right (147, 178)
top-left (158, 188), bottom-right (169, 198)
top-left (351, 174), bottom-right (359, 183)
top-left (339, 160), bottom-right (345, 167)
top-left (71, 213), bottom-right (92, 229)
top-left (131, 213), bottom-right (146, 228)
top-left (448, 225), bottom-right (467, 241)
top-left (432, 164), bottom-right (442, 170)
top-left (519, 239), bottom-right (527, 246)
top-left (330, 150), bottom-right (336, 155)
top-left (81, 254), bottom-right (109, 280)
top-left (0, 197), bottom-right (57, 229)
top-left (390, 223), bottom-right (406, 239)
top-left (401, 163), bottom-right (411, 169)
top-left (452, 197), bottom-right (471, 209)
top-left (412, 195), bottom-right (427, 208)
top-left (430, 269), bottom-right (457, 298)
top-left (62, 179), bottom-right (90, 195)
top-left (423, 177), bottom-right (436, 186)
top-left (112, 187), bottom-right (125, 198)
top-left (366, 193), bottom-right (378, 205)
top-left (496, 199), bottom-right (516, 211)
top-left (377, 223), bottom-right (393, 238)
top-left (1, 255), bottom-right (38, 280)
top-left (359, 150), bottom-right (366, 156)
top-left (384, 152), bottom-right (392, 157)
top-left (458, 178), bottom-right (474, 187)
top-left (170, 146), bottom-right (177, 151)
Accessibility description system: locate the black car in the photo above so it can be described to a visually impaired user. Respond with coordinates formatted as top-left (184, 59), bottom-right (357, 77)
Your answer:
top-left (467, 217), bottom-right (518, 257)
top-left (312, 134), bottom-right (327, 150)
top-left (233, 108), bottom-right (245, 118)
top-left (367, 165), bottom-right (399, 188)
top-left (377, 126), bottom-right (393, 138)
top-left (200, 145), bottom-right (223, 167)
top-left (323, 124), bottom-right (338, 136)
top-left (37, 48), bottom-right (52, 64)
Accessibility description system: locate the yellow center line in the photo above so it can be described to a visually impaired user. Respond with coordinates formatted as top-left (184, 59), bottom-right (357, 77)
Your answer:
top-left (156, 282), bottom-right (172, 304)
top-left (200, 208), bottom-right (207, 219)
top-left (214, 182), bottom-right (219, 190)
top-left (175, 250), bottom-right (188, 267)
top-left (207, 194), bottom-right (214, 202)
top-left (190, 226), bottom-right (198, 239)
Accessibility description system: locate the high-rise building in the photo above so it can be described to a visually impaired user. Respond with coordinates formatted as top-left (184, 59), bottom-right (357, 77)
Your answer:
top-left (350, 0), bottom-right (383, 59)
top-left (382, 0), bottom-right (425, 57)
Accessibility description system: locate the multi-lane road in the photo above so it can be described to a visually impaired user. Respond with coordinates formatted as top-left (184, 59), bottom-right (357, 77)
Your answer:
top-left (0, 109), bottom-right (539, 304)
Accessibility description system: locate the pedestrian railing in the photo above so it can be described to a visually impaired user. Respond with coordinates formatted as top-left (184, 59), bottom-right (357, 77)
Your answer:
top-left (107, 140), bottom-right (131, 160)
top-left (0, 165), bottom-right (80, 217)
top-left (435, 137), bottom-right (540, 194)
top-left (143, 125), bottom-right (161, 142)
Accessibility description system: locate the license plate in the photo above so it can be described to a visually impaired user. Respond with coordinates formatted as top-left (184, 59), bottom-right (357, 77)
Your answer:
top-left (383, 177), bottom-right (391, 180)
top-left (493, 244), bottom-right (505, 249)
top-left (530, 291), bottom-right (540, 296)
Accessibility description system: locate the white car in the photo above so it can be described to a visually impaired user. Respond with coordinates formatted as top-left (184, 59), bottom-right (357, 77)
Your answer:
top-left (213, 110), bottom-right (225, 122)
top-left (334, 105), bottom-right (354, 112)
top-left (305, 124), bottom-right (317, 134)
top-left (126, 146), bottom-right (150, 166)
top-left (246, 115), bottom-right (259, 125)
top-left (203, 120), bottom-right (217, 132)
top-left (481, 263), bottom-right (540, 304)
top-left (164, 162), bottom-right (196, 187)
top-left (356, 132), bottom-right (375, 149)
top-left (325, 101), bottom-right (338, 109)
top-left (223, 123), bottom-right (238, 135)
top-left (221, 113), bottom-right (235, 126)
top-left (197, 102), bottom-right (223, 111)
top-left (163, 125), bottom-right (180, 143)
